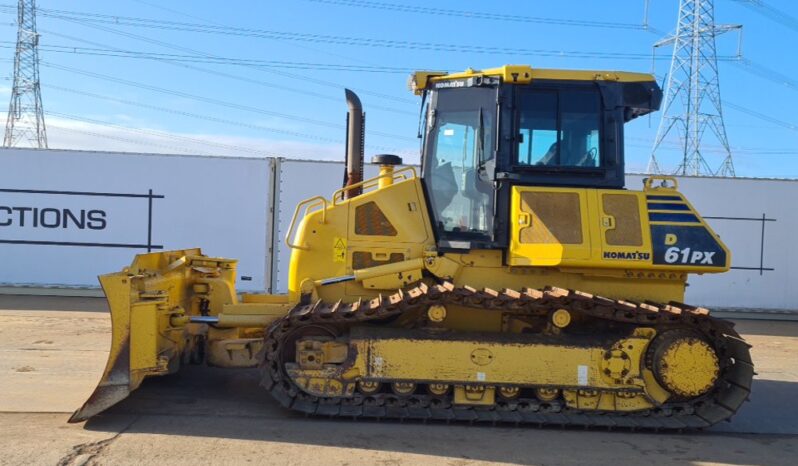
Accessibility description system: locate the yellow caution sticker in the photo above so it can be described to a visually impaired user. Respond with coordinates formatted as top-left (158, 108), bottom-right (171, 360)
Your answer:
top-left (333, 237), bottom-right (346, 263)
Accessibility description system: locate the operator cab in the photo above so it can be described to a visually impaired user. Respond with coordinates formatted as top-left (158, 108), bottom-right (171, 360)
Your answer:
top-left (412, 66), bottom-right (662, 250)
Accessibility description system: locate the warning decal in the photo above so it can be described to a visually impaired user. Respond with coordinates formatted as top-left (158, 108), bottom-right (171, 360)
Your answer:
top-left (333, 236), bottom-right (346, 263)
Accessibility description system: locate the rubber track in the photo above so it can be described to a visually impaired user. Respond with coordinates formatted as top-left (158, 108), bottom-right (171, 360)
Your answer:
top-left (258, 282), bottom-right (754, 430)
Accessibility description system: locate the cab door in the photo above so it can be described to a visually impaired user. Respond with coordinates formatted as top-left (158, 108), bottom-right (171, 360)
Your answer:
top-left (508, 186), bottom-right (591, 266)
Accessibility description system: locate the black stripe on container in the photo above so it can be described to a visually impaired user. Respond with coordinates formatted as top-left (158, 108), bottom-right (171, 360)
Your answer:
top-left (0, 188), bottom-right (165, 199)
top-left (0, 239), bottom-right (164, 249)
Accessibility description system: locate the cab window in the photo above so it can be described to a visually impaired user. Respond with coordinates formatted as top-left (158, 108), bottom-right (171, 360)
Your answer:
top-left (516, 88), bottom-right (602, 168)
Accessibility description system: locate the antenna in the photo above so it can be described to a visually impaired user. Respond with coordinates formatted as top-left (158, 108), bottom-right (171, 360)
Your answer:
top-left (648, 0), bottom-right (740, 176)
top-left (4, 0), bottom-right (47, 149)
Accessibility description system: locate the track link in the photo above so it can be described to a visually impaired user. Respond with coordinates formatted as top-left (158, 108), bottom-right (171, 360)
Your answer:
top-left (259, 282), bottom-right (753, 430)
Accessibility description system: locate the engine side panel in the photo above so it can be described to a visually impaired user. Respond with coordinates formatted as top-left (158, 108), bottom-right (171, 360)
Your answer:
top-left (508, 184), bottom-right (729, 273)
top-left (286, 176), bottom-right (436, 302)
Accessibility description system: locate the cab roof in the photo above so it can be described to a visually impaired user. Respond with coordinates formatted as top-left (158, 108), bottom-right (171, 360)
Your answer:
top-left (409, 65), bottom-right (656, 95)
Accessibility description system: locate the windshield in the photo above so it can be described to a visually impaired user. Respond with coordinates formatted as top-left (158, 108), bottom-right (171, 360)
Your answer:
top-left (516, 88), bottom-right (602, 168)
top-left (423, 87), bottom-right (496, 241)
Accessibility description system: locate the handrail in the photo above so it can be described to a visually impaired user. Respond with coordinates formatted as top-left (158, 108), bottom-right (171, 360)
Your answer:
top-left (285, 166), bottom-right (417, 250)
top-left (284, 195), bottom-right (327, 250)
top-left (643, 175), bottom-right (679, 191)
top-left (332, 166), bottom-right (417, 205)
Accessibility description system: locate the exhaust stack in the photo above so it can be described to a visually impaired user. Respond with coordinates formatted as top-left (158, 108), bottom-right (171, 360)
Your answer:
top-left (344, 89), bottom-right (364, 199)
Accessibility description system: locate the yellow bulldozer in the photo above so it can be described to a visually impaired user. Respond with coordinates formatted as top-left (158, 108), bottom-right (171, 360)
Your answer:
top-left (71, 65), bottom-right (753, 429)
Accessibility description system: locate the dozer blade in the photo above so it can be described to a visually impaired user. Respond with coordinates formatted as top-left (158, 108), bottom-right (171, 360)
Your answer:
top-left (69, 249), bottom-right (238, 422)
top-left (69, 271), bottom-right (138, 422)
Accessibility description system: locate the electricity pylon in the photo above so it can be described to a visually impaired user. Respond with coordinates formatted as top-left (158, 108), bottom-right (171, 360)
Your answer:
top-left (4, 0), bottom-right (47, 148)
top-left (648, 0), bottom-right (740, 177)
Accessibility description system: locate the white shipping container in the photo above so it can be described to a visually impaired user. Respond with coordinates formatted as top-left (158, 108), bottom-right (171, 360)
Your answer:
top-left (274, 163), bottom-right (796, 311)
top-left (0, 148), bottom-right (273, 291)
top-left (2, 149), bottom-right (794, 313)
top-left (628, 174), bottom-right (797, 310)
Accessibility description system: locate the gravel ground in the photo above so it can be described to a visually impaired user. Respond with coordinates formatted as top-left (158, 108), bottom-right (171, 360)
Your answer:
top-left (1, 295), bottom-right (796, 466)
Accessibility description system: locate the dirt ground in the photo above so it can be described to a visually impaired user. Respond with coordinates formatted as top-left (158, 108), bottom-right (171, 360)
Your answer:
top-left (1, 295), bottom-right (796, 466)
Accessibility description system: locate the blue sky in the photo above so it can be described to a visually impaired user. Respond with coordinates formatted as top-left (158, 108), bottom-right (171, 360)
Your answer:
top-left (1, 0), bottom-right (796, 177)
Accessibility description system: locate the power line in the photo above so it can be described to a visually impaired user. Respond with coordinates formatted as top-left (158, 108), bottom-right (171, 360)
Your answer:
top-left (38, 28), bottom-right (416, 116)
top-left (4, 33), bottom-right (754, 81)
top-left (727, 57), bottom-right (798, 92)
top-left (35, 57), bottom-right (798, 149)
top-left (39, 6), bottom-right (744, 62)
top-left (130, 0), bottom-right (383, 68)
top-left (724, 101), bottom-right (798, 132)
top-left (4, 3), bottom-right (791, 162)
top-left (21, 15), bottom-right (777, 98)
top-left (40, 61), bottom-right (416, 144)
top-left (45, 84), bottom-right (417, 155)
top-left (305, 0), bottom-right (647, 30)
top-left (125, 0), bottom-right (424, 113)
top-left (0, 41), bottom-right (418, 73)
top-left (629, 143), bottom-right (798, 156)
top-left (725, 122), bottom-right (797, 130)
top-left (19, 7), bottom-right (420, 105)
top-left (0, 9), bottom-right (419, 110)
top-left (644, 2), bottom-right (798, 140)
top-left (8, 5), bottom-right (702, 61)
top-left (628, 136), bottom-right (798, 154)
top-left (39, 62), bottom-right (342, 131)
top-left (38, 40), bottom-right (785, 90)
top-left (730, 0), bottom-right (798, 33)
top-left (648, 69), bottom-right (796, 134)
top-left (28, 17), bottom-right (741, 68)
top-left (646, 3), bottom-right (798, 95)
top-left (1, 4), bottom-right (789, 89)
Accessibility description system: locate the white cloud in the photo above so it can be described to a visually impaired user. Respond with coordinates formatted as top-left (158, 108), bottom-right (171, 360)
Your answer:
top-left (42, 115), bottom-right (345, 161)
top-left (1, 112), bottom-right (419, 163)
